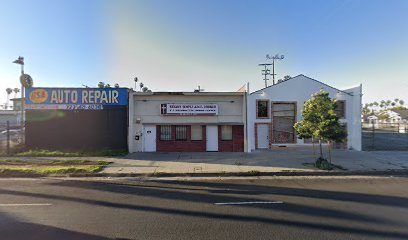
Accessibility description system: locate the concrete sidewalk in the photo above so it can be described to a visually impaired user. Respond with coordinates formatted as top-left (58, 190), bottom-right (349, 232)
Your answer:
top-left (1, 146), bottom-right (407, 176)
top-left (101, 146), bottom-right (408, 175)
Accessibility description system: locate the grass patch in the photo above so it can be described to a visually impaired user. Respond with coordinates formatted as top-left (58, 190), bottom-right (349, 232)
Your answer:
top-left (314, 157), bottom-right (347, 171)
top-left (281, 169), bottom-right (305, 172)
top-left (0, 159), bottom-right (111, 176)
top-left (15, 149), bottom-right (128, 157)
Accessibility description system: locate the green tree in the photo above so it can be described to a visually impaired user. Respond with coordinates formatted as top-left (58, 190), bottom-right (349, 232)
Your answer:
top-left (362, 104), bottom-right (370, 116)
top-left (5, 88), bottom-right (12, 109)
top-left (294, 89), bottom-right (347, 162)
top-left (283, 75), bottom-right (291, 81)
top-left (378, 112), bottom-right (389, 122)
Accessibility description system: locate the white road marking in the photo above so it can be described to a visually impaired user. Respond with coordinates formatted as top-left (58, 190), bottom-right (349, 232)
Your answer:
top-left (0, 203), bottom-right (52, 207)
top-left (214, 201), bottom-right (283, 205)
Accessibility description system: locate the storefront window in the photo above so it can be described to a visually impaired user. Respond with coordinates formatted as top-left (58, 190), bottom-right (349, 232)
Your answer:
top-left (176, 125), bottom-right (187, 141)
top-left (221, 125), bottom-right (232, 140)
top-left (257, 100), bottom-right (269, 118)
top-left (160, 125), bottom-right (172, 141)
top-left (191, 125), bottom-right (202, 140)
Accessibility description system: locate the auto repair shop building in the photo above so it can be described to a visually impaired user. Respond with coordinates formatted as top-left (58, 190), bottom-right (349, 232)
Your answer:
top-left (25, 87), bottom-right (128, 151)
top-left (128, 92), bottom-right (247, 152)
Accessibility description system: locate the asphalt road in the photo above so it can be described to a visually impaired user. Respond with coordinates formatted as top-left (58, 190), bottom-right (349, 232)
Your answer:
top-left (0, 177), bottom-right (407, 240)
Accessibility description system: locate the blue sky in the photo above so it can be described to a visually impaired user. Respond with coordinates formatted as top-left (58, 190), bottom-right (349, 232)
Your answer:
top-left (1, 0), bottom-right (407, 105)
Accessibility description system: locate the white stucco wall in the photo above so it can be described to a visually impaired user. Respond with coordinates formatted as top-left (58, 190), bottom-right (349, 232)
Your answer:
top-left (128, 92), bottom-right (246, 152)
top-left (247, 75), bottom-right (362, 151)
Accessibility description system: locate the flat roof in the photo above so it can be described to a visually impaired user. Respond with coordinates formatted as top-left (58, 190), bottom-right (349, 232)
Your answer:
top-left (131, 91), bottom-right (245, 96)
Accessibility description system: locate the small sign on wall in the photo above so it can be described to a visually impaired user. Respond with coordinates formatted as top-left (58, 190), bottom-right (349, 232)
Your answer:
top-left (160, 103), bottom-right (218, 116)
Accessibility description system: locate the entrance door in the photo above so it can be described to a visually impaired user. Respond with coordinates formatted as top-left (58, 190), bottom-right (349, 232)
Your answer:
top-left (257, 124), bottom-right (269, 149)
top-left (144, 125), bottom-right (156, 152)
top-left (206, 126), bottom-right (218, 151)
top-left (272, 103), bottom-right (296, 143)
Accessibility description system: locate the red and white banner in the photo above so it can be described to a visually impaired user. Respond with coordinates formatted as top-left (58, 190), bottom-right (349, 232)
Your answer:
top-left (160, 103), bottom-right (218, 116)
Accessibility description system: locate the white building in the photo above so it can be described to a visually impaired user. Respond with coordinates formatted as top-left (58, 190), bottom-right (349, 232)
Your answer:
top-left (128, 92), bottom-right (247, 153)
top-left (247, 74), bottom-right (362, 151)
top-left (378, 110), bottom-right (407, 123)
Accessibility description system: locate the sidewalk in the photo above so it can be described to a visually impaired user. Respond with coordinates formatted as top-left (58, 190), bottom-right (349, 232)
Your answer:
top-left (100, 146), bottom-right (408, 176)
top-left (1, 146), bottom-right (407, 177)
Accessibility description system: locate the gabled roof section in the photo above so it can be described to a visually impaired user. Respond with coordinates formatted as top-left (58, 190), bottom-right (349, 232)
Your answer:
top-left (392, 109), bottom-right (408, 119)
top-left (250, 74), bottom-right (352, 96)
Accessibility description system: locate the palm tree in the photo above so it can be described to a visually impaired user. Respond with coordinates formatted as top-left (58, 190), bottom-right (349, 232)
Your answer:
top-left (98, 82), bottom-right (105, 88)
top-left (134, 77), bottom-right (138, 90)
top-left (105, 84), bottom-right (111, 88)
top-left (13, 88), bottom-right (20, 98)
top-left (114, 83), bottom-right (120, 88)
top-left (5, 88), bottom-right (12, 109)
top-left (139, 82), bottom-right (144, 89)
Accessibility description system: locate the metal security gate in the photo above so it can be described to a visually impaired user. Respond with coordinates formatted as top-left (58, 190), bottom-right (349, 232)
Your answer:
top-left (362, 122), bottom-right (408, 151)
top-left (272, 102), bottom-right (296, 144)
top-left (0, 121), bottom-right (23, 155)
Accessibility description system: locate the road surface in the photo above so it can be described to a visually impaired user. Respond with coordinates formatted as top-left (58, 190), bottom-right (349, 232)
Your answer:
top-left (0, 177), bottom-right (407, 240)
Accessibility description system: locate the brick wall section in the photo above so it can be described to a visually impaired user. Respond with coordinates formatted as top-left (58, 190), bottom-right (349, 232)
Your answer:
top-left (156, 125), bottom-right (206, 152)
top-left (218, 125), bottom-right (244, 152)
top-left (156, 125), bottom-right (244, 152)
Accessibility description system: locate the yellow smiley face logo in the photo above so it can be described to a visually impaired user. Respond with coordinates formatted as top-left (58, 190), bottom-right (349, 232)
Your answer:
top-left (29, 89), bottom-right (49, 104)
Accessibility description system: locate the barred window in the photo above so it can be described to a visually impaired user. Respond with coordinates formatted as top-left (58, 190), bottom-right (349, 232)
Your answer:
top-left (176, 125), bottom-right (187, 141)
top-left (221, 125), bottom-right (232, 140)
top-left (257, 100), bottom-right (269, 118)
top-left (191, 125), bottom-right (203, 140)
top-left (160, 125), bottom-right (172, 141)
top-left (334, 100), bottom-right (346, 119)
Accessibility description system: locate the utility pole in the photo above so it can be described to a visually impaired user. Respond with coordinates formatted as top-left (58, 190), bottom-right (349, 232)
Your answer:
top-left (12, 56), bottom-right (24, 133)
top-left (258, 63), bottom-right (272, 88)
top-left (266, 54), bottom-right (284, 85)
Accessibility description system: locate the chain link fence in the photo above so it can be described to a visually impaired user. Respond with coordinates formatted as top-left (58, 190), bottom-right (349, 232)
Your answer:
top-left (0, 121), bottom-right (24, 155)
top-left (362, 122), bottom-right (408, 151)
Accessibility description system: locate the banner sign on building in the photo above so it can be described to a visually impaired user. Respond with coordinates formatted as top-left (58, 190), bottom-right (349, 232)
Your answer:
top-left (160, 103), bottom-right (218, 116)
top-left (25, 88), bottom-right (128, 110)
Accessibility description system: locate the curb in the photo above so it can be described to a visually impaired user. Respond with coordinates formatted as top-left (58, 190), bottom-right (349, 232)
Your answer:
top-left (1, 169), bottom-right (407, 178)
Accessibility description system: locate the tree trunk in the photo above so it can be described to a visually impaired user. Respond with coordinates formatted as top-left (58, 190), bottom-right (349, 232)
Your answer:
top-left (328, 140), bottom-right (332, 164)
top-left (318, 139), bottom-right (323, 159)
top-left (312, 137), bottom-right (316, 161)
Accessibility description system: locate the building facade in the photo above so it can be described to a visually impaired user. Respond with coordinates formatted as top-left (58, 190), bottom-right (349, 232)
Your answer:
top-left (248, 75), bottom-right (362, 151)
top-left (128, 92), bottom-right (247, 152)
top-left (25, 87), bottom-right (128, 151)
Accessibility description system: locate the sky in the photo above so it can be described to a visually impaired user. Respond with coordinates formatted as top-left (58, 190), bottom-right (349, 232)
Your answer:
top-left (1, 0), bottom-right (407, 107)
